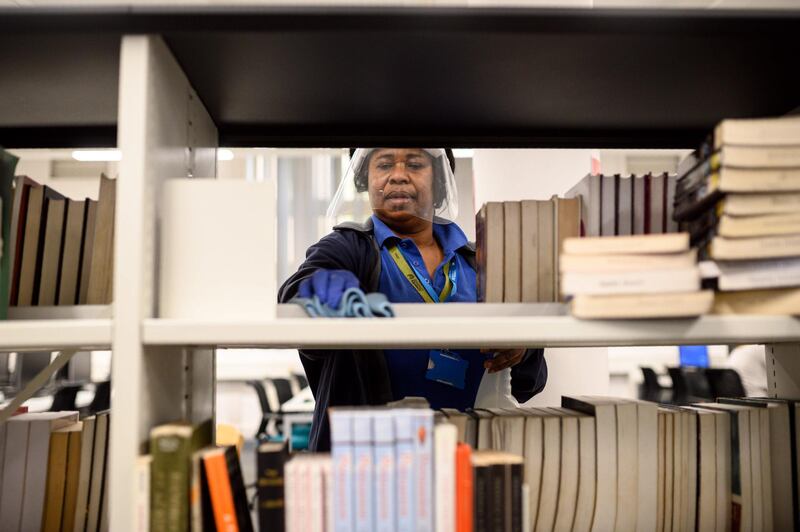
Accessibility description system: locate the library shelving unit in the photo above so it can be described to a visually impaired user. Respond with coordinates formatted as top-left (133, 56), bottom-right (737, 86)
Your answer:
top-left (2, 5), bottom-right (800, 530)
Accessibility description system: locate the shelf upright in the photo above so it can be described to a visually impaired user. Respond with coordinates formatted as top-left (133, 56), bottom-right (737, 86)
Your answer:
top-left (109, 34), bottom-right (218, 531)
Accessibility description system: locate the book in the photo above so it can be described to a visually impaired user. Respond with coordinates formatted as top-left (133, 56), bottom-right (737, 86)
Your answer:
top-left (711, 233), bottom-right (800, 260)
top-left (87, 174), bottom-right (116, 304)
top-left (560, 397), bottom-right (617, 531)
top-left (522, 412), bottom-right (544, 532)
top-left (455, 443), bottom-right (473, 532)
top-left (722, 192), bottom-right (800, 216)
top-left (393, 409), bottom-right (415, 532)
top-left (601, 174), bottom-right (616, 236)
top-left (476, 202), bottom-right (504, 302)
top-left (72, 414), bottom-right (97, 532)
top-left (537, 199), bottom-right (555, 302)
top-left (136, 455), bottom-right (152, 532)
top-left (503, 201), bottom-right (521, 303)
top-left (565, 173), bottom-right (602, 237)
top-left (520, 200), bottom-right (539, 302)
top-left (433, 422), bottom-right (456, 532)
top-left (61, 424), bottom-right (84, 531)
top-left (150, 419), bottom-right (213, 532)
top-left (630, 399), bottom-right (658, 532)
top-left (666, 175), bottom-right (678, 232)
top-left (632, 174), bottom-right (646, 235)
top-left (561, 267), bottom-right (700, 296)
top-left (413, 409), bottom-right (434, 532)
top-left (547, 408), bottom-right (580, 532)
top-left (713, 115), bottom-right (800, 148)
top-left (712, 287), bottom-right (800, 314)
top-left (617, 175), bottom-right (633, 236)
top-left (201, 446), bottom-right (239, 532)
top-left (489, 408), bottom-right (525, 457)
top-left (78, 199), bottom-right (98, 304)
top-left (352, 411), bottom-right (374, 532)
top-left (7, 176), bottom-right (36, 308)
top-left (373, 411), bottom-right (396, 532)
top-left (559, 249), bottom-right (697, 273)
top-left (42, 422), bottom-right (82, 532)
top-left (37, 196), bottom-right (66, 305)
top-left (58, 199), bottom-right (87, 305)
top-left (257, 440), bottom-right (289, 532)
top-left (552, 196), bottom-right (581, 301)
top-left (86, 411), bottom-right (110, 532)
top-left (562, 232), bottom-right (689, 255)
top-left (570, 412), bottom-right (595, 532)
top-left (570, 290), bottom-right (714, 319)
top-left (716, 257), bottom-right (800, 291)
top-left (16, 183), bottom-right (45, 306)
top-left (718, 212), bottom-right (800, 238)
top-left (649, 172), bottom-right (665, 234)
top-left (0, 149), bottom-right (19, 318)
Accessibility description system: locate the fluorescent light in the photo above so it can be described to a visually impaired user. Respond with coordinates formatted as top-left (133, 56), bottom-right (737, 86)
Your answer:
top-left (217, 149), bottom-right (234, 161)
top-left (71, 149), bottom-right (121, 162)
top-left (452, 149), bottom-right (474, 158)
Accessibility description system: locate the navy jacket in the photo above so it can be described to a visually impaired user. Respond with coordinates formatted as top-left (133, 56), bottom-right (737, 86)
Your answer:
top-left (278, 219), bottom-right (547, 451)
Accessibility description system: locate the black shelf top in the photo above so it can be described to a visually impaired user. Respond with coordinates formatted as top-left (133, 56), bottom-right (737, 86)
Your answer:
top-left (1, 6), bottom-right (799, 148)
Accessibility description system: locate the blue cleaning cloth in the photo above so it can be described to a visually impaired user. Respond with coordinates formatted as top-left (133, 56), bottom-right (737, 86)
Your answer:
top-left (291, 287), bottom-right (395, 318)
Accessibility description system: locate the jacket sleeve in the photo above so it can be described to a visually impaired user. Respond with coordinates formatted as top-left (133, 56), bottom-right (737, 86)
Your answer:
top-left (510, 348), bottom-right (547, 403)
top-left (278, 230), bottom-right (371, 303)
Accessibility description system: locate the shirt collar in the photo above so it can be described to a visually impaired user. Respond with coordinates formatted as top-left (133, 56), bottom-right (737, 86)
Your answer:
top-left (370, 214), bottom-right (468, 254)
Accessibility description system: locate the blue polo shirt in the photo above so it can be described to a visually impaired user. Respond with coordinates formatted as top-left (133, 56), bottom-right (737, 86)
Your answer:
top-left (371, 215), bottom-right (487, 410)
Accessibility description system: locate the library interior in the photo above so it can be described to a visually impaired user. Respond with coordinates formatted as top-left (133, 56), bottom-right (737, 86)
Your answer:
top-left (1, 1), bottom-right (800, 532)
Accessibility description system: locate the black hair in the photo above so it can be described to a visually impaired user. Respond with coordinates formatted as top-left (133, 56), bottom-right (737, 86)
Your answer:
top-left (350, 148), bottom-right (455, 209)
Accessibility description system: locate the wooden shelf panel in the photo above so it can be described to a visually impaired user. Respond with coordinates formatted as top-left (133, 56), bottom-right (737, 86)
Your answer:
top-left (143, 305), bottom-right (800, 348)
top-left (0, 319), bottom-right (112, 351)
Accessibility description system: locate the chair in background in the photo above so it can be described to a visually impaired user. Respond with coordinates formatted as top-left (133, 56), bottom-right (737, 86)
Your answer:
top-left (84, 380), bottom-right (111, 414)
top-left (269, 377), bottom-right (295, 407)
top-left (639, 367), bottom-right (671, 403)
top-left (667, 366), bottom-right (713, 404)
top-left (293, 373), bottom-right (309, 390)
top-left (49, 384), bottom-right (83, 411)
top-left (247, 380), bottom-right (281, 440)
top-left (704, 368), bottom-right (747, 398)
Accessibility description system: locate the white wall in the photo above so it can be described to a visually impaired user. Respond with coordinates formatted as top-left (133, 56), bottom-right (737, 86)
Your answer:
top-left (472, 148), bottom-right (610, 402)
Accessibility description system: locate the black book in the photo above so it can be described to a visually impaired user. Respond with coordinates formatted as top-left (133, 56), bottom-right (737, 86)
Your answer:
top-left (472, 455), bottom-right (491, 532)
top-left (510, 461), bottom-right (523, 532)
top-left (257, 440), bottom-right (289, 532)
top-left (223, 446), bottom-right (254, 532)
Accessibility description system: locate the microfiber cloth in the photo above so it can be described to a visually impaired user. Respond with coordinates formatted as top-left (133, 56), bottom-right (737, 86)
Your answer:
top-left (291, 287), bottom-right (395, 318)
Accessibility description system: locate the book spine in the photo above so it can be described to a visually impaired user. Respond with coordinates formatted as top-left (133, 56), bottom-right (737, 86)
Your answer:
top-left (225, 446), bottom-right (254, 532)
top-left (373, 412), bottom-right (396, 532)
top-left (510, 462), bottom-right (523, 532)
top-left (434, 423), bottom-right (456, 532)
top-left (352, 413), bottom-right (374, 532)
top-left (330, 410), bottom-right (355, 532)
top-left (150, 433), bottom-right (191, 532)
top-left (136, 456), bottom-right (152, 532)
top-left (474, 464), bottom-right (490, 532)
top-left (455, 444), bottom-right (473, 532)
top-left (204, 451), bottom-right (239, 532)
top-left (490, 463), bottom-right (504, 532)
top-left (414, 410), bottom-right (435, 532)
top-left (257, 445), bottom-right (287, 532)
top-left (394, 410), bottom-right (416, 532)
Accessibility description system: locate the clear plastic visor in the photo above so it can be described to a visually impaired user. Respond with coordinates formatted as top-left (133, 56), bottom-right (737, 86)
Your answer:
top-left (326, 148), bottom-right (459, 227)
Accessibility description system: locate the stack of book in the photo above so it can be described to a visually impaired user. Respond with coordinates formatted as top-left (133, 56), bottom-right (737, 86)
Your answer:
top-left (673, 115), bottom-right (800, 314)
top-left (146, 419), bottom-right (254, 532)
top-left (3, 174), bottom-right (116, 313)
top-left (476, 197), bottom-right (580, 303)
top-left (0, 410), bottom-right (112, 532)
top-left (559, 232), bottom-right (713, 319)
top-left (565, 172), bottom-right (679, 238)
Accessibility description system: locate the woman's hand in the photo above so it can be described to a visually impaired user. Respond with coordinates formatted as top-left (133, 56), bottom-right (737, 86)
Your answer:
top-left (481, 348), bottom-right (526, 373)
top-left (298, 269), bottom-right (359, 309)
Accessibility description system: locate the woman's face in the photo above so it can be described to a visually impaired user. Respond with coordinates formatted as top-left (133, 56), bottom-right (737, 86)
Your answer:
top-left (367, 148), bottom-right (435, 225)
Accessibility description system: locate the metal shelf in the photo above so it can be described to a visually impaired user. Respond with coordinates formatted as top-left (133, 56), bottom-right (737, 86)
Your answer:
top-left (142, 304), bottom-right (800, 349)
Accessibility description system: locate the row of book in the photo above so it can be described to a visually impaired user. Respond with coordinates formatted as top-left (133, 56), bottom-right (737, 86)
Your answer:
top-left (674, 114), bottom-right (800, 315)
top-left (565, 171), bottom-right (679, 237)
top-left (476, 197), bottom-right (580, 303)
top-left (274, 395), bottom-right (800, 532)
top-left (1, 173), bottom-right (116, 315)
top-left (0, 409), bottom-right (111, 532)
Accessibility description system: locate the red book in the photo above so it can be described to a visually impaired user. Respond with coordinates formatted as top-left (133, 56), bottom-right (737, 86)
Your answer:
top-left (455, 443), bottom-right (473, 532)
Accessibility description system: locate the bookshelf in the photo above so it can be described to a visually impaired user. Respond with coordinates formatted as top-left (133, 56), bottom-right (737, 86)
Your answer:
top-left (1, 6), bottom-right (800, 531)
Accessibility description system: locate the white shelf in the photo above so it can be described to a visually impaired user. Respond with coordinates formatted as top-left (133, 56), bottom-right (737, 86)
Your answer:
top-left (0, 319), bottom-right (112, 351)
top-left (142, 304), bottom-right (800, 348)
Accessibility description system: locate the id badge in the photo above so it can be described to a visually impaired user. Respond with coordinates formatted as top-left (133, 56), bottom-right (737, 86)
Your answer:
top-left (425, 349), bottom-right (468, 390)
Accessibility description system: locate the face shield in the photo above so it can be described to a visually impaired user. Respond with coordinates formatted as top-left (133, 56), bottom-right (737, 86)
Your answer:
top-left (326, 148), bottom-right (459, 227)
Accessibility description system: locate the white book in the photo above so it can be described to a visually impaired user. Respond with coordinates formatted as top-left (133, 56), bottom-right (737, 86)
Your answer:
top-left (521, 200), bottom-right (540, 302)
top-left (533, 413), bottom-right (561, 532)
top-left (717, 256), bottom-right (800, 291)
top-left (413, 410), bottom-right (434, 532)
top-left (686, 409), bottom-right (698, 532)
top-left (618, 175), bottom-right (633, 236)
top-left (711, 233), bottom-right (800, 260)
top-left (135, 455), bottom-right (152, 532)
top-left (559, 249), bottom-right (697, 273)
top-left (310, 457), bottom-right (327, 532)
top-left (561, 397), bottom-right (617, 532)
top-left (688, 409), bottom-right (718, 532)
top-left (656, 411), bottom-right (666, 532)
top-left (561, 267), bottom-right (700, 296)
top-left (723, 192), bottom-right (800, 215)
top-left (18, 411), bottom-right (80, 532)
top-left (330, 409), bottom-right (355, 532)
top-left (285, 459), bottom-right (298, 532)
top-left (324, 457), bottom-right (334, 532)
top-left (571, 290), bottom-right (713, 319)
top-left (631, 400), bottom-right (658, 532)
top-left (490, 409), bottom-right (525, 456)
top-left (614, 401), bottom-right (639, 532)
top-left (714, 115), bottom-right (800, 148)
top-left (571, 415), bottom-right (596, 532)
top-left (522, 412), bottom-right (544, 531)
top-left (433, 423), bottom-right (457, 532)
top-left (503, 201), bottom-right (522, 303)
top-left (374, 411), bottom-right (396, 532)
top-left (649, 173), bottom-right (665, 234)
top-left (563, 232), bottom-right (689, 255)
top-left (666, 174), bottom-right (678, 232)
top-left (565, 174), bottom-right (602, 237)
top-left (547, 408), bottom-right (579, 532)
top-left (352, 411), bottom-right (374, 532)
top-left (660, 409), bottom-right (674, 532)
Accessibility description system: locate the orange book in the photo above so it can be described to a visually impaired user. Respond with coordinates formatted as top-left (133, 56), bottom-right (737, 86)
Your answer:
top-left (203, 448), bottom-right (239, 532)
top-left (455, 443), bottom-right (474, 532)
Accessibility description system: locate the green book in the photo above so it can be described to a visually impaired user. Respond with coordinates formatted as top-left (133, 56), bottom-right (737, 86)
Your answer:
top-left (0, 148), bottom-right (19, 319)
top-left (150, 419), bottom-right (213, 532)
